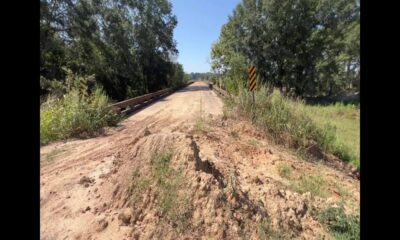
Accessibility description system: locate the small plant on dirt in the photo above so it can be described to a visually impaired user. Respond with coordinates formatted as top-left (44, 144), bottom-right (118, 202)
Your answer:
top-left (258, 219), bottom-right (272, 240)
top-left (333, 181), bottom-right (349, 198)
top-left (318, 204), bottom-right (360, 240)
top-left (292, 172), bottom-right (327, 197)
top-left (230, 130), bottom-right (240, 139)
top-left (129, 170), bottom-right (151, 204)
top-left (249, 139), bottom-right (263, 147)
top-left (194, 116), bottom-right (209, 133)
top-left (257, 218), bottom-right (286, 240)
top-left (41, 148), bottom-right (67, 166)
top-left (193, 97), bottom-right (211, 133)
top-left (150, 151), bottom-right (193, 232)
top-left (277, 163), bottom-right (292, 180)
top-left (151, 151), bottom-right (174, 185)
top-left (225, 170), bottom-right (239, 200)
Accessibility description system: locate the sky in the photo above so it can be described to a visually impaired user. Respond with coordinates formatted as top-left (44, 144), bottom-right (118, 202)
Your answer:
top-left (171, 0), bottom-right (241, 73)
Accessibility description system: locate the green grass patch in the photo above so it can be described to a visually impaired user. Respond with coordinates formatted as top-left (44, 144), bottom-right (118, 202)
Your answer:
top-left (303, 103), bottom-right (360, 168)
top-left (40, 87), bottom-right (120, 145)
top-left (318, 204), bottom-right (360, 240)
top-left (292, 172), bottom-right (327, 198)
top-left (130, 151), bottom-right (193, 232)
top-left (277, 163), bottom-right (292, 180)
top-left (333, 181), bottom-right (349, 198)
top-left (248, 139), bottom-right (262, 147)
top-left (193, 117), bottom-right (209, 133)
top-left (129, 170), bottom-right (152, 204)
top-left (257, 218), bottom-right (288, 240)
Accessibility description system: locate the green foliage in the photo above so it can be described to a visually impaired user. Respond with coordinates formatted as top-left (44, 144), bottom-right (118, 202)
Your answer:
top-left (318, 204), bottom-right (360, 240)
top-left (168, 63), bottom-right (188, 87)
top-left (151, 151), bottom-right (174, 186)
top-left (248, 139), bottom-right (263, 147)
top-left (292, 172), bottom-right (326, 197)
top-left (129, 170), bottom-right (152, 204)
top-left (211, 0), bottom-right (360, 96)
top-left (277, 163), bottom-right (292, 179)
top-left (193, 98), bottom-right (209, 133)
top-left (229, 85), bottom-right (357, 166)
top-left (149, 151), bottom-right (193, 232)
top-left (257, 218), bottom-right (287, 240)
top-left (193, 116), bottom-right (209, 133)
top-left (130, 152), bottom-right (193, 232)
top-left (188, 72), bottom-right (216, 81)
top-left (303, 103), bottom-right (360, 167)
top-left (40, 0), bottom-right (183, 101)
top-left (40, 84), bottom-right (120, 145)
top-left (40, 76), bottom-right (66, 98)
top-left (237, 86), bottom-right (335, 149)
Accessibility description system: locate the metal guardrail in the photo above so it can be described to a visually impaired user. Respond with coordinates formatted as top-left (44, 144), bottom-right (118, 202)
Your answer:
top-left (208, 82), bottom-right (227, 97)
top-left (109, 81), bottom-right (194, 113)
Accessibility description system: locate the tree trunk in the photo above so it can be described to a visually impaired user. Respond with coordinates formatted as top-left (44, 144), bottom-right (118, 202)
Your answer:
top-left (328, 82), bottom-right (333, 96)
top-left (347, 61), bottom-right (351, 89)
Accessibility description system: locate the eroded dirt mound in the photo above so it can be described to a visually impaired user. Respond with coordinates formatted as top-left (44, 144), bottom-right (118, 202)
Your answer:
top-left (40, 84), bottom-right (359, 240)
top-left (41, 117), bottom-right (359, 240)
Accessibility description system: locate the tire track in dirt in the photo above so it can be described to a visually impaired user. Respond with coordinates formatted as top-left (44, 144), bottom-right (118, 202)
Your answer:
top-left (40, 81), bottom-right (223, 240)
top-left (40, 81), bottom-right (359, 240)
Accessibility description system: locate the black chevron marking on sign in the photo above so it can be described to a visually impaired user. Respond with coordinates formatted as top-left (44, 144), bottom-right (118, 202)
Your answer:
top-left (250, 80), bottom-right (256, 90)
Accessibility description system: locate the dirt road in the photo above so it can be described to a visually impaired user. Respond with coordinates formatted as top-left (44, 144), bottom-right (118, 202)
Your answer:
top-left (40, 81), bottom-right (223, 239)
top-left (40, 81), bottom-right (359, 240)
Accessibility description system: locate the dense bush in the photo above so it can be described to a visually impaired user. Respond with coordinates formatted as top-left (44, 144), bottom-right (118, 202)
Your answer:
top-left (40, 87), bottom-right (120, 145)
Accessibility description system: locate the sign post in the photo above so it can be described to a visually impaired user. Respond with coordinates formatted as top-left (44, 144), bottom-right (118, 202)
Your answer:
top-left (248, 65), bottom-right (257, 122)
top-left (80, 78), bottom-right (88, 98)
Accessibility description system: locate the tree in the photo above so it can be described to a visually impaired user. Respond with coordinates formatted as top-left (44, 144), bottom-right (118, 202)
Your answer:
top-left (40, 0), bottom-right (182, 101)
top-left (211, 0), bottom-right (360, 96)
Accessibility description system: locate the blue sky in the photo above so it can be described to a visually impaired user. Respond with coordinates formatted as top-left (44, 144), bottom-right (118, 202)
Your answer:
top-left (171, 0), bottom-right (241, 73)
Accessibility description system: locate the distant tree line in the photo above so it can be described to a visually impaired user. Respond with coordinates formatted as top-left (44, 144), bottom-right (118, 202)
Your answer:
top-left (211, 0), bottom-right (359, 97)
top-left (188, 72), bottom-right (216, 81)
top-left (40, 0), bottom-right (187, 101)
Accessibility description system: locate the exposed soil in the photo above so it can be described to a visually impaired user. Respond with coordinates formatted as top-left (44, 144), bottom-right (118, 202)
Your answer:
top-left (40, 81), bottom-right (359, 240)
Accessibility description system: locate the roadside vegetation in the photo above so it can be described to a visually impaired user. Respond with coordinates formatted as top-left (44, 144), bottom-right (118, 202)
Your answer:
top-left (292, 172), bottom-right (327, 198)
top-left (276, 162), bottom-right (359, 239)
top-left (40, 72), bottom-right (120, 145)
top-left (304, 103), bottom-right (360, 167)
top-left (41, 0), bottom-right (188, 101)
top-left (40, 0), bottom-right (190, 144)
top-left (212, 0), bottom-right (360, 169)
top-left (40, 88), bottom-right (119, 145)
top-left (225, 85), bottom-right (359, 168)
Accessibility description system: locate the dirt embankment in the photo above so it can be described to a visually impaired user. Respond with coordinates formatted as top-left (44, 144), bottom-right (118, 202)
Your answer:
top-left (40, 82), bottom-right (359, 240)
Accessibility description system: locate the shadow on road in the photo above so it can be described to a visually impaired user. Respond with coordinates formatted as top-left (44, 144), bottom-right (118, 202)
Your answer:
top-left (121, 93), bottom-right (171, 118)
top-left (177, 84), bottom-right (210, 92)
top-left (120, 83), bottom-right (209, 119)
